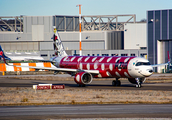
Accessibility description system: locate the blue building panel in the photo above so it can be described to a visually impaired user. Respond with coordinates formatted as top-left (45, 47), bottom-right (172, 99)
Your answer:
top-left (147, 9), bottom-right (172, 71)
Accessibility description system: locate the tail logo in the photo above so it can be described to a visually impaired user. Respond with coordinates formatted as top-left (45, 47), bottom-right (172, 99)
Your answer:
top-left (53, 28), bottom-right (57, 34)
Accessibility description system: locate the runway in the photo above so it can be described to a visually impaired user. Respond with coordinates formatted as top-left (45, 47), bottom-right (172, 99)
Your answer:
top-left (0, 74), bottom-right (172, 119)
top-left (0, 104), bottom-right (172, 119)
top-left (0, 75), bottom-right (172, 91)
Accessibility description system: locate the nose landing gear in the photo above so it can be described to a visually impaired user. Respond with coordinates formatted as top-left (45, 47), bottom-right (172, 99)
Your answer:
top-left (135, 78), bottom-right (144, 88)
top-left (128, 78), bottom-right (146, 88)
top-left (136, 84), bottom-right (141, 88)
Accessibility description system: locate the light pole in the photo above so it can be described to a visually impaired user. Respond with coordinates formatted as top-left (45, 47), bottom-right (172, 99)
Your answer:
top-left (136, 44), bottom-right (139, 57)
top-left (76, 4), bottom-right (82, 56)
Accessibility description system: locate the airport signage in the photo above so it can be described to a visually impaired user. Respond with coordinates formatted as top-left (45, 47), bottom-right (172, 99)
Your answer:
top-left (33, 84), bottom-right (65, 90)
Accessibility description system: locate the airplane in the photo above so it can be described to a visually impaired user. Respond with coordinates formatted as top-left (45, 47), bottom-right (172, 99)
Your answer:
top-left (0, 45), bottom-right (44, 61)
top-left (0, 27), bottom-right (169, 88)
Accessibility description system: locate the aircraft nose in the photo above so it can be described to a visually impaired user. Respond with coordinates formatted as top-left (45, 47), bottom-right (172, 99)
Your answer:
top-left (145, 68), bottom-right (153, 76)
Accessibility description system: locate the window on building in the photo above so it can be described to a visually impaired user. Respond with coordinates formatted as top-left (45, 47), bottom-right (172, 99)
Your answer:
top-left (41, 54), bottom-right (47, 57)
top-left (130, 54), bottom-right (135, 56)
top-left (111, 54), bottom-right (118, 56)
top-left (140, 47), bottom-right (147, 49)
top-left (73, 54), bottom-right (80, 56)
top-left (140, 53), bottom-right (147, 57)
top-left (102, 54), bottom-right (109, 56)
top-left (121, 54), bottom-right (128, 56)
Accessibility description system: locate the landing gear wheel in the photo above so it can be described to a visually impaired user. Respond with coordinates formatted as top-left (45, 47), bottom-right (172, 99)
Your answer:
top-left (116, 80), bottom-right (121, 86)
top-left (135, 78), bottom-right (143, 88)
top-left (112, 80), bottom-right (121, 86)
top-left (112, 80), bottom-right (116, 86)
top-left (136, 84), bottom-right (141, 88)
top-left (78, 84), bottom-right (86, 87)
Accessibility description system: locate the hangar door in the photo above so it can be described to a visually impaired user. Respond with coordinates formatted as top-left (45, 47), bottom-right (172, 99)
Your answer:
top-left (32, 25), bottom-right (44, 41)
top-left (157, 40), bottom-right (172, 73)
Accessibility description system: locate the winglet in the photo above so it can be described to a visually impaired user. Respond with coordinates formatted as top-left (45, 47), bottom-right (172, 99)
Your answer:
top-left (0, 51), bottom-right (3, 56)
top-left (168, 51), bottom-right (170, 63)
top-left (0, 45), bottom-right (11, 60)
top-left (0, 51), bottom-right (8, 65)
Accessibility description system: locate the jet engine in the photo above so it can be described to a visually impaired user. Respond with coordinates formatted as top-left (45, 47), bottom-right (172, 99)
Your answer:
top-left (74, 72), bottom-right (93, 85)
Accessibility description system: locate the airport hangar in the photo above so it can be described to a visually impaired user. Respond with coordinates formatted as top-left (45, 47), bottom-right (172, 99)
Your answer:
top-left (0, 15), bottom-right (147, 58)
top-left (0, 9), bottom-right (171, 73)
top-left (147, 9), bottom-right (172, 72)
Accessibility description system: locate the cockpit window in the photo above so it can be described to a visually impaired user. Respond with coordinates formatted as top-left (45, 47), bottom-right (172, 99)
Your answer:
top-left (135, 62), bottom-right (151, 66)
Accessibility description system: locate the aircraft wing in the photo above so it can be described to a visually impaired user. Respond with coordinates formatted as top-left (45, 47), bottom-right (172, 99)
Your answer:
top-left (151, 51), bottom-right (171, 67)
top-left (0, 51), bottom-right (99, 74)
top-left (25, 59), bottom-right (54, 63)
top-left (5, 63), bottom-right (100, 74)
top-left (151, 63), bottom-right (168, 67)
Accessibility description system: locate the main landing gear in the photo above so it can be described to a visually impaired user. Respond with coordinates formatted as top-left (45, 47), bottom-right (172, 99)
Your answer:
top-left (78, 84), bottom-right (86, 87)
top-left (112, 78), bottom-right (121, 86)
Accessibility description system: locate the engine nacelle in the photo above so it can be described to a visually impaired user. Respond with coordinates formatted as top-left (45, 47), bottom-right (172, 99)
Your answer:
top-left (74, 72), bottom-right (93, 85)
top-left (128, 78), bottom-right (146, 84)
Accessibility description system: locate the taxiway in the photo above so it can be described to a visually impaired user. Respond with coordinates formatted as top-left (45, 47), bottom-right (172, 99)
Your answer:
top-left (0, 75), bottom-right (172, 91)
top-left (0, 104), bottom-right (172, 119)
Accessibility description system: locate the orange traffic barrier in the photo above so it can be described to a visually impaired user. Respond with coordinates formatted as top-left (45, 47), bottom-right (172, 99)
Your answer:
top-left (0, 62), bottom-right (55, 72)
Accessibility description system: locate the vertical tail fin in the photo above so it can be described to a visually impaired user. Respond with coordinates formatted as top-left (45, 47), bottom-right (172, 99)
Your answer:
top-left (167, 51), bottom-right (172, 72)
top-left (0, 45), bottom-right (11, 60)
top-left (53, 27), bottom-right (67, 57)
